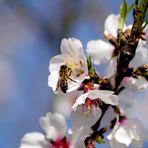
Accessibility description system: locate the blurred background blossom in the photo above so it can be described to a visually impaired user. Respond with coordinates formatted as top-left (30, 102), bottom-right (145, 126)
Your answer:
top-left (0, 0), bottom-right (147, 147)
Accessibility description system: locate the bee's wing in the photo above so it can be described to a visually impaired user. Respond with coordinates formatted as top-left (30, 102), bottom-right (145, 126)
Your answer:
top-left (55, 78), bottom-right (60, 92)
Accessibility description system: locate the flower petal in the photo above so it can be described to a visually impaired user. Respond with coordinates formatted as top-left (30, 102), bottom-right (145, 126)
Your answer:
top-left (114, 119), bottom-right (145, 147)
top-left (122, 77), bottom-right (148, 90)
top-left (72, 92), bottom-right (89, 111)
top-left (20, 132), bottom-right (49, 148)
top-left (48, 72), bottom-right (59, 92)
top-left (129, 46), bottom-right (148, 68)
top-left (71, 105), bottom-right (100, 129)
top-left (49, 55), bottom-right (65, 73)
top-left (92, 105), bottom-right (102, 118)
top-left (86, 40), bottom-right (114, 65)
top-left (110, 138), bottom-right (126, 148)
top-left (72, 90), bottom-right (118, 110)
top-left (118, 89), bottom-right (136, 113)
top-left (61, 38), bottom-right (84, 60)
top-left (70, 127), bottom-right (87, 148)
top-left (88, 90), bottom-right (118, 105)
top-left (39, 112), bottom-right (67, 140)
top-left (104, 57), bottom-right (117, 78)
top-left (104, 14), bottom-right (119, 38)
top-left (108, 117), bottom-right (147, 147)
top-left (114, 125), bottom-right (132, 146)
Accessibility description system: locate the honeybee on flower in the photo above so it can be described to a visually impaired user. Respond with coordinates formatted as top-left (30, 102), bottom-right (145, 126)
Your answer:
top-left (56, 65), bottom-right (75, 93)
top-left (48, 38), bottom-right (88, 93)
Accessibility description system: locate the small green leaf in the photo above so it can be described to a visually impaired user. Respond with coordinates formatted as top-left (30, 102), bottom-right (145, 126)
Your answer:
top-left (127, 3), bottom-right (134, 16)
top-left (118, 0), bottom-right (133, 31)
top-left (87, 55), bottom-right (92, 69)
top-left (120, 0), bottom-right (127, 20)
top-left (96, 136), bottom-right (105, 144)
top-left (87, 56), bottom-right (95, 78)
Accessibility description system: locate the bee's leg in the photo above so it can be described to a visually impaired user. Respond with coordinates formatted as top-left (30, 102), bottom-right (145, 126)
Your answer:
top-left (61, 86), bottom-right (67, 93)
top-left (68, 69), bottom-right (72, 76)
top-left (68, 77), bottom-right (77, 82)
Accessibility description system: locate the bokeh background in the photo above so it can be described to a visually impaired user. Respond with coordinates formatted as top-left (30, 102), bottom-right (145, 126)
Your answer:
top-left (0, 0), bottom-right (148, 147)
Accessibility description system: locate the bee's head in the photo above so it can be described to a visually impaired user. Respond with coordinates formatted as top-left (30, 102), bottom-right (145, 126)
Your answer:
top-left (61, 65), bottom-right (67, 69)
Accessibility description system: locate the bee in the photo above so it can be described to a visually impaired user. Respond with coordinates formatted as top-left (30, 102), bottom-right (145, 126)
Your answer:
top-left (56, 65), bottom-right (76, 93)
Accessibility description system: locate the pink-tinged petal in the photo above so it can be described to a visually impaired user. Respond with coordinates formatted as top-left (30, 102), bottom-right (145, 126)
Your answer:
top-left (61, 38), bottom-right (83, 60)
top-left (39, 112), bottom-right (67, 140)
top-left (72, 90), bottom-right (118, 111)
top-left (86, 40), bottom-right (114, 65)
top-left (72, 93), bottom-right (89, 111)
top-left (129, 46), bottom-right (148, 68)
top-left (87, 90), bottom-right (118, 105)
top-left (104, 14), bottom-right (119, 38)
top-left (20, 132), bottom-right (49, 148)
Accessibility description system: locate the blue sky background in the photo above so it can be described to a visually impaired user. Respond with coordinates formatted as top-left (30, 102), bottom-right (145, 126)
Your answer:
top-left (0, 0), bottom-right (147, 147)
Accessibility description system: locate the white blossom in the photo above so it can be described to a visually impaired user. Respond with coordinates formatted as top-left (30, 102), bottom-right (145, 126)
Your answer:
top-left (107, 117), bottom-right (148, 148)
top-left (20, 132), bottom-right (49, 148)
top-left (72, 90), bottom-right (118, 120)
top-left (48, 38), bottom-right (88, 93)
top-left (86, 14), bottom-right (120, 77)
top-left (20, 112), bottom-right (85, 148)
top-left (87, 39), bottom-right (114, 65)
top-left (86, 14), bottom-right (118, 65)
top-left (86, 14), bottom-right (148, 83)
top-left (121, 26), bottom-right (148, 90)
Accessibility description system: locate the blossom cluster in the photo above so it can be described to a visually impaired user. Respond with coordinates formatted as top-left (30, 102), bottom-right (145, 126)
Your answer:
top-left (20, 2), bottom-right (148, 148)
